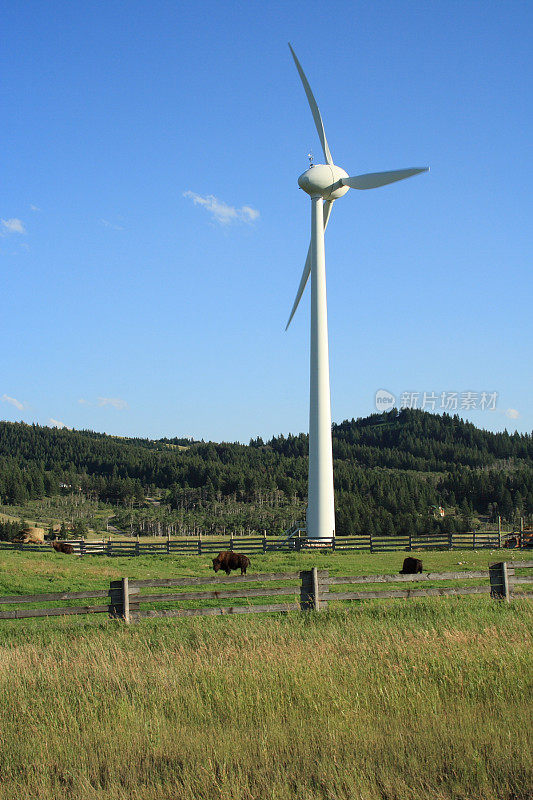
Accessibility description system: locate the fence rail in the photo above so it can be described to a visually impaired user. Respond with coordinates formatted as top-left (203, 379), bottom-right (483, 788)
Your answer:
top-left (1, 562), bottom-right (531, 623)
top-left (0, 585), bottom-right (114, 619)
top-left (1, 529), bottom-right (530, 557)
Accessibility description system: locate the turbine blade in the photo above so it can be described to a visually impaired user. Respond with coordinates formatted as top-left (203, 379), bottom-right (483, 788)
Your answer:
top-left (322, 195), bottom-right (334, 228)
top-left (343, 167), bottom-right (429, 190)
top-left (288, 43), bottom-right (333, 166)
top-left (285, 251), bottom-right (311, 331)
top-left (286, 200), bottom-right (334, 330)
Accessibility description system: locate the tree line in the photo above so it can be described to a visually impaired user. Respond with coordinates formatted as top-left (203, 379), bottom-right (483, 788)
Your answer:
top-left (0, 409), bottom-right (531, 536)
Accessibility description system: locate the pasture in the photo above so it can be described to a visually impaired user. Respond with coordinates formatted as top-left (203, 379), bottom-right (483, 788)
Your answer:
top-left (0, 549), bottom-right (531, 800)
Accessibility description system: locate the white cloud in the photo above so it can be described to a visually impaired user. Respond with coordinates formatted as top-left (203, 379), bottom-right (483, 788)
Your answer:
top-left (100, 218), bottom-right (124, 231)
top-left (183, 191), bottom-right (259, 225)
top-left (240, 205), bottom-right (260, 222)
top-left (1, 394), bottom-right (25, 411)
top-left (79, 397), bottom-right (128, 409)
top-left (97, 397), bottom-right (128, 410)
top-left (49, 418), bottom-right (72, 430)
top-left (30, 204), bottom-right (41, 212)
top-left (505, 408), bottom-right (520, 419)
top-left (1, 218), bottom-right (26, 235)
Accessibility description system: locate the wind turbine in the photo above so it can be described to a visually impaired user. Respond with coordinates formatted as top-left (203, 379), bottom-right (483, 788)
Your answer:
top-left (286, 43), bottom-right (428, 542)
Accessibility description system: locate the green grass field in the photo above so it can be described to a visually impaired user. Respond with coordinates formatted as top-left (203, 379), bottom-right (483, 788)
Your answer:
top-left (1, 546), bottom-right (529, 595)
top-left (0, 549), bottom-right (531, 800)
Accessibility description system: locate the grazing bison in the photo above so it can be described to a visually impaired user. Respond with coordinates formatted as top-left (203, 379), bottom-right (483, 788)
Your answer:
top-left (212, 551), bottom-right (250, 576)
top-left (504, 534), bottom-right (519, 549)
top-left (504, 532), bottom-right (533, 549)
top-left (51, 541), bottom-right (74, 555)
top-left (14, 526), bottom-right (46, 544)
top-left (399, 557), bottom-right (423, 574)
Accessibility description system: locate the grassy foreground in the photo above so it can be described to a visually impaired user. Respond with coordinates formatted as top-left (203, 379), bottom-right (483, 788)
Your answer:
top-left (0, 551), bottom-right (532, 799)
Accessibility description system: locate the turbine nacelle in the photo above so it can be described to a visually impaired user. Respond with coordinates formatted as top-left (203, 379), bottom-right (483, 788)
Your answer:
top-left (298, 164), bottom-right (350, 200)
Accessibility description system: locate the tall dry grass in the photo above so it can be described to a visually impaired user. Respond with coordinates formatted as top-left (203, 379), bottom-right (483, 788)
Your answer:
top-left (0, 598), bottom-right (531, 800)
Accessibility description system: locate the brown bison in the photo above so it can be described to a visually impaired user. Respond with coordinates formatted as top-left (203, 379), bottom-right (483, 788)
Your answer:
top-left (51, 541), bottom-right (75, 555)
top-left (212, 551), bottom-right (250, 575)
top-left (504, 532), bottom-right (533, 549)
top-left (399, 557), bottom-right (423, 574)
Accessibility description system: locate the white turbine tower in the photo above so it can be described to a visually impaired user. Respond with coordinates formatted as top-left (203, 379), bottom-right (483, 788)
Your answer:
top-left (286, 43), bottom-right (428, 542)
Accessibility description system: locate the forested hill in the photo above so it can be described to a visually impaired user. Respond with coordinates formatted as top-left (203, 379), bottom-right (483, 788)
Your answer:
top-left (1, 409), bottom-right (532, 535)
top-left (332, 411), bottom-right (533, 469)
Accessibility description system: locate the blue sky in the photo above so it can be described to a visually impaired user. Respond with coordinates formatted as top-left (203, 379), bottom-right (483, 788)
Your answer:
top-left (2, 0), bottom-right (531, 442)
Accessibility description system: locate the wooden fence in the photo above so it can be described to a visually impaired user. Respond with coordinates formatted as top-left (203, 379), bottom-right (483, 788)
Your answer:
top-left (322, 560), bottom-right (533, 605)
top-left (123, 572), bottom-right (304, 621)
top-left (1, 561), bottom-right (531, 623)
top-left (0, 587), bottom-right (113, 620)
top-left (1, 529), bottom-right (529, 557)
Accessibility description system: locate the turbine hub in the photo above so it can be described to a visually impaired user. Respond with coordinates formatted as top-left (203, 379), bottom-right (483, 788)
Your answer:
top-left (298, 164), bottom-right (350, 200)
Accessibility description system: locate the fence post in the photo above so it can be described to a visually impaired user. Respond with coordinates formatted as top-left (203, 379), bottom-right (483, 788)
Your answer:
top-left (331, 534), bottom-right (336, 551)
top-left (317, 569), bottom-right (329, 609)
top-left (230, 537), bottom-right (234, 552)
top-left (197, 538), bottom-right (202, 555)
top-left (135, 538), bottom-right (140, 557)
top-left (369, 531), bottom-right (373, 553)
top-left (106, 539), bottom-right (112, 557)
top-left (122, 577), bottom-right (130, 623)
top-left (312, 567), bottom-right (319, 610)
top-left (472, 530), bottom-right (476, 550)
top-left (262, 535), bottom-right (267, 553)
top-left (167, 533), bottom-right (170, 554)
top-left (80, 539), bottom-right (86, 557)
top-left (300, 570), bottom-right (313, 610)
top-left (109, 580), bottom-right (122, 617)
top-left (300, 567), bottom-right (326, 611)
top-left (498, 516), bottom-right (502, 549)
top-left (489, 562), bottom-right (510, 602)
top-left (300, 568), bottom-right (330, 610)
